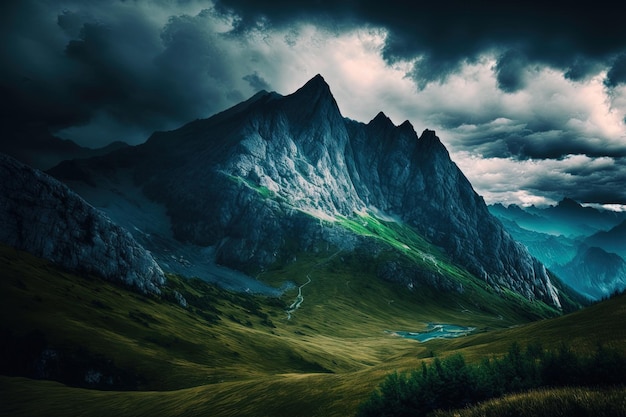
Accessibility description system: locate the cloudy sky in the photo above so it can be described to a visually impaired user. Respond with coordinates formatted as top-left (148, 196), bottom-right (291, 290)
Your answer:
top-left (2, 0), bottom-right (626, 209)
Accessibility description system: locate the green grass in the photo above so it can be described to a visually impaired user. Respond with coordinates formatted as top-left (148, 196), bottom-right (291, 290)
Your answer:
top-left (335, 211), bottom-right (464, 277)
top-left (433, 386), bottom-right (626, 417)
top-left (333, 211), bottom-right (568, 318)
top-left (1, 243), bottom-right (625, 417)
top-left (223, 173), bottom-right (276, 199)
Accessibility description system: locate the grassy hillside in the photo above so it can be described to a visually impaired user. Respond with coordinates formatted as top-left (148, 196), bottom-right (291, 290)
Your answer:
top-left (1, 244), bottom-right (624, 417)
top-left (433, 386), bottom-right (626, 417)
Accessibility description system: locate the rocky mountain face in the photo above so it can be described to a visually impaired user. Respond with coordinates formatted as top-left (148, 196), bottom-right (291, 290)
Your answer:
top-left (0, 153), bottom-right (165, 293)
top-left (50, 74), bottom-right (562, 307)
top-left (344, 113), bottom-right (554, 302)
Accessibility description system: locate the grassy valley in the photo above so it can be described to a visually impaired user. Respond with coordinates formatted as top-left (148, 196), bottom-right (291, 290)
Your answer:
top-left (1, 243), bottom-right (625, 416)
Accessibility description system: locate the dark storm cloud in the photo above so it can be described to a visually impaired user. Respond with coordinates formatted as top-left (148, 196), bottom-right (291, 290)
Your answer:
top-left (243, 71), bottom-right (270, 91)
top-left (0, 3), bottom-right (84, 127)
top-left (526, 157), bottom-right (626, 205)
top-left (454, 127), bottom-right (626, 161)
top-left (513, 130), bottom-right (622, 160)
top-left (0, 1), bottom-right (258, 146)
top-left (605, 54), bottom-right (626, 88)
top-left (564, 58), bottom-right (603, 82)
top-left (2, 0), bottom-right (625, 211)
top-left (212, 0), bottom-right (626, 89)
top-left (3, 0), bottom-right (624, 148)
top-left (459, 153), bottom-right (626, 206)
top-left (494, 50), bottom-right (528, 93)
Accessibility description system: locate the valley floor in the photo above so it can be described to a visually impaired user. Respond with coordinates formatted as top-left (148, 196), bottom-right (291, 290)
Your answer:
top-left (2, 245), bottom-right (625, 417)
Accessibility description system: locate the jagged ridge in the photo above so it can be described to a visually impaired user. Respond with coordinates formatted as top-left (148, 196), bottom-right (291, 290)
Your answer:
top-left (0, 153), bottom-right (165, 293)
top-left (49, 75), bottom-right (562, 307)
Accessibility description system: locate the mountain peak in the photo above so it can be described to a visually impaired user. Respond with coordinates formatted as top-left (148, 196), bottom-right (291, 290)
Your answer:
top-left (309, 73), bottom-right (326, 84)
top-left (420, 128), bottom-right (437, 138)
top-left (416, 129), bottom-right (450, 158)
top-left (297, 73), bottom-right (331, 95)
top-left (369, 111), bottom-right (394, 127)
top-left (556, 197), bottom-right (582, 210)
top-left (418, 129), bottom-right (442, 146)
top-left (398, 120), bottom-right (415, 134)
top-left (285, 74), bottom-right (340, 118)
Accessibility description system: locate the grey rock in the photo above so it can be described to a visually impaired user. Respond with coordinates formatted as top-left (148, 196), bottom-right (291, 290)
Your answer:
top-left (0, 153), bottom-right (165, 293)
top-left (49, 74), bottom-right (562, 307)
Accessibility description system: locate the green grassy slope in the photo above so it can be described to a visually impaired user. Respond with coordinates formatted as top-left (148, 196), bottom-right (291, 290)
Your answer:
top-left (433, 386), bottom-right (626, 417)
top-left (1, 243), bottom-right (623, 417)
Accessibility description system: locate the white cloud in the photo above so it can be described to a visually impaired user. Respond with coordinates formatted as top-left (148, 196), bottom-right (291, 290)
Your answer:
top-left (584, 203), bottom-right (626, 212)
top-left (245, 24), bottom-right (420, 125)
top-left (452, 152), bottom-right (626, 206)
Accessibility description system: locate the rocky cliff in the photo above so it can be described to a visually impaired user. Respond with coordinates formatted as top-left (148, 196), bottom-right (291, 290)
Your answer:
top-left (345, 116), bottom-right (559, 305)
top-left (49, 74), bottom-right (562, 307)
top-left (0, 153), bottom-right (165, 293)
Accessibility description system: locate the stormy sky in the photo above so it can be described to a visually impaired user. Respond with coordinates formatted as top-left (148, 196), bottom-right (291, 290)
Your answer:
top-left (2, 0), bottom-right (626, 208)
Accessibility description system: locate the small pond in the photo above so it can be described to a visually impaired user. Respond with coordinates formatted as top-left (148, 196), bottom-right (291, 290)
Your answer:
top-left (391, 323), bottom-right (475, 342)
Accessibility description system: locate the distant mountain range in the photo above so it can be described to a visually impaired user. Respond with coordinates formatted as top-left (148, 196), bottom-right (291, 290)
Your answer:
top-left (585, 221), bottom-right (626, 259)
top-left (41, 74), bottom-right (569, 308)
top-left (489, 200), bottom-right (626, 299)
top-left (0, 123), bottom-right (128, 171)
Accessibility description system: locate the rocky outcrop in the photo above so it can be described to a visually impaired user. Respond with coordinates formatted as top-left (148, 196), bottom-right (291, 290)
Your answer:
top-left (49, 74), bottom-right (562, 307)
top-left (0, 153), bottom-right (165, 293)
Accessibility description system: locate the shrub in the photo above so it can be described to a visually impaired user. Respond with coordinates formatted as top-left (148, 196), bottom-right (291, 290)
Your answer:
top-left (357, 343), bottom-right (626, 417)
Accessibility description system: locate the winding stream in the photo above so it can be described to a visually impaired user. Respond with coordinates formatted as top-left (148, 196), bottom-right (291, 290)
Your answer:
top-left (286, 275), bottom-right (312, 320)
top-left (285, 250), bottom-right (342, 320)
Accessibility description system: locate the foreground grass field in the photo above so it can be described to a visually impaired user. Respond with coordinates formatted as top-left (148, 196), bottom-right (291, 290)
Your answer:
top-left (1, 243), bottom-right (625, 417)
top-left (433, 386), bottom-right (626, 417)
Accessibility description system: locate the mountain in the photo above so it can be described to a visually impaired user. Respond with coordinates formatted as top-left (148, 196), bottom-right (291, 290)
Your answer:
top-left (489, 203), bottom-right (560, 235)
top-left (0, 153), bottom-right (165, 293)
top-left (0, 123), bottom-right (128, 171)
top-left (49, 74), bottom-right (564, 308)
top-left (489, 201), bottom-right (626, 300)
top-left (553, 246), bottom-right (626, 300)
top-left (584, 220), bottom-right (626, 259)
top-left (490, 199), bottom-right (626, 238)
top-left (494, 217), bottom-right (580, 269)
top-left (544, 198), bottom-right (626, 236)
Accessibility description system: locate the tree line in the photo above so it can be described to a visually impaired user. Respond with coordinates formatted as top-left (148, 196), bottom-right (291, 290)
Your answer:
top-left (357, 342), bottom-right (626, 417)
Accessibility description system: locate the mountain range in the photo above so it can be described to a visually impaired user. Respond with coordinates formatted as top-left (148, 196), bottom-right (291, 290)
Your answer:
top-left (45, 74), bottom-right (566, 308)
top-left (4, 73), bottom-right (623, 417)
top-left (489, 200), bottom-right (626, 299)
